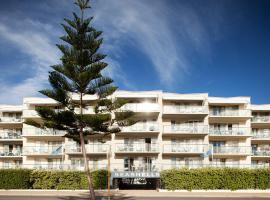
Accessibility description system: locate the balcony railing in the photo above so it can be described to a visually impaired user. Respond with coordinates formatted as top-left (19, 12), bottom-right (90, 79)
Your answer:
top-left (74, 106), bottom-right (95, 114)
top-left (23, 146), bottom-right (63, 155)
top-left (163, 144), bottom-right (208, 153)
top-left (212, 146), bottom-right (251, 154)
top-left (120, 103), bottom-right (160, 112)
top-left (253, 150), bottom-right (270, 156)
top-left (0, 151), bottom-right (22, 157)
top-left (0, 117), bottom-right (22, 122)
top-left (115, 143), bottom-right (159, 153)
top-left (209, 109), bottom-right (250, 117)
top-left (0, 132), bottom-right (22, 139)
top-left (23, 128), bottom-right (66, 136)
top-left (163, 105), bottom-right (208, 114)
top-left (252, 116), bottom-right (270, 123)
top-left (65, 144), bottom-right (109, 154)
top-left (252, 132), bottom-right (270, 139)
top-left (209, 127), bottom-right (250, 136)
top-left (163, 125), bottom-right (208, 134)
top-left (121, 123), bottom-right (159, 132)
top-left (23, 110), bottom-right (39, 118)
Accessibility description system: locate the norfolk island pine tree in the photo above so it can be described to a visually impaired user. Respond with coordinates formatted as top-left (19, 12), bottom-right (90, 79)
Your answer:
top-left (25, 0), bottom-right (135, 199)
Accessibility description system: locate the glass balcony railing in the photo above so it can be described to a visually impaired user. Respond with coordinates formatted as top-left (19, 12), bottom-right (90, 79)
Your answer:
top-left (120, 103), bottom-right (160, 112)
top-left (163, 125), bottom-right (208, 134)
top-left (0, 132), bottom-right (22, 139)
top-left (163, 144), bottom-right (208, 153)
top-left (115, 143), bottom-right (159, 153)
top-left (209, 127), bottom-right (250, 136)
top-left (252, 132), bottom-right (270, 139)
top-left (74, 106), bottom-right (95, 114)
top-left (121, 123), bottom-right (159, 132)
top-left (0, 150), bottom-right (22, 157)
top-left (252, 116), bottom-right (270, 123)
top-left (209, 109), bottom-right (250, 117)
top-left (65, 144), bottom-right (109, 154)
top-left (23, 146), bottom-right (63, 155)
top-left (252, 150), bottom-right (270, 156)
top-left (23, 128), bottom-right (66, 136)
top-left (0, 117), bottom-right (22, 122)
top-left (23, 110), bottom-right (39, 118)
top-left (213, 146), bottom-right (251, 154)
top-left (163, 105), bottom-right (208, 114)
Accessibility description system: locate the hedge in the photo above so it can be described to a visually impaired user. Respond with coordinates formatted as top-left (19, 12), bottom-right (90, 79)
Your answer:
top-left (1, 168), bottom-right (270, 190)
top-left (0, 169), bottom-right (32, 189)
top-left (160, 168), bottom-right (270, 190)
top-left (0, 169), bottom-right (107, 189)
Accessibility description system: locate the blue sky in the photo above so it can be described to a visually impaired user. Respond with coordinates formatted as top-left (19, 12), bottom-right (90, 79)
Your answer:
top-left (0, 0), bottom-right (270, 104)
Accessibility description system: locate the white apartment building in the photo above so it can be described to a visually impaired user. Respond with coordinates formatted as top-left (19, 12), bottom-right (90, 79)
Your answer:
top-left (1, 90), bottom-right (270, 180)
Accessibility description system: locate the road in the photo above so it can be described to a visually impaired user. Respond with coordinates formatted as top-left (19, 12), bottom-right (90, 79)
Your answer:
top-left (1, 196), bottom-right (270, 200)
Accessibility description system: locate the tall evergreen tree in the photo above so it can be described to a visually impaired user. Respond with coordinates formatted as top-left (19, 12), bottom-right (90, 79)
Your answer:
top-left (25, 0), bottom-right (134, 199)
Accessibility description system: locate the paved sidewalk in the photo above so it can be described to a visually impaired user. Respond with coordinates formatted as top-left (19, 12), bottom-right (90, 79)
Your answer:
top-left (1, 190), bottom-right (270, 198)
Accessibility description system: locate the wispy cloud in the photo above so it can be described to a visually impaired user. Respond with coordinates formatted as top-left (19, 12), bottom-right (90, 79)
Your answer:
top-left (93, 0), bottom-right (212, 86)
top-left (0, 19), bottom-right (59, 104)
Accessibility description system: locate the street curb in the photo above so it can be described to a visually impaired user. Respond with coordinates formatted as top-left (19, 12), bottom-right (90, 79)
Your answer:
top-left (158, 189), bottom-right (270, 193)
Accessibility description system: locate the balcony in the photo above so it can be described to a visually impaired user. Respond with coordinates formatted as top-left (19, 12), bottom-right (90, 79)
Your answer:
top-left (74, 106), bottom-right (95, 115)
top-left (23, 110), bottom-right (40, 118)
top-left (0, 150), bottom-right (22, 158)
top-left (65, 144), bottom-right (109, 155)
top-left (0, 132), bottom-right (22, 141)
top-left (209, 127), bottom-right (251, 139)
top-left (163, 144), bottom-right (208, 155)
top-left (252, 116), bottom-right (270, 123)
top-left (163, 105), bottom-right (208, 119)
top-left (0, 117), bottom-right (22, 124)
top-left (119, 103), bottom-right (160, 115)
top-left (209, 109), bottom-right (251, 123)
top-left (212, 146), bottom-right (251, 157)
top-left (121, 123), bottom-right (159, 134)
top-left (252, 149), bottom-right (270, 157)
top-left (163, 125), bottom-right (208, 136)
top-left (251, 132), bottom-right (270, 142)
top-left (23, 128), bottom-right (66, 139)
top-left (115, 143), bottom-right (159, 154)
top-left (23, 146), bottom-right (63, 157)
top-left (251, 117), bottom-right (270, 128)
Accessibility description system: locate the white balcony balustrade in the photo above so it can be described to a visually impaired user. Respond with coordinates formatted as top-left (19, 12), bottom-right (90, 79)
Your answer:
top-left (163, 144), bottom-right (208, 153)
top-left (23, 128), bottom-right (66, 136)
top-left (163, 105), bottom-right (208, 114)
top-left (0, 117), bottom-right (22, 122)
top-left (212, 146), bottom-right (251, 155)
top-left (120, 103), bottom-right (159, 112)
top-left (252, 131), bottom-right (270, 139)
top-left (65, 144), bottom-right (109, 154)
top-left (252, 149), bottom-right (270, 156)
top-left (23, 146), bottom-right (63, 155)
top-left (210, 109), bottom-right (250, 117)
top-left (163, 125), bottom-right (208, 134)
top-left (115, 143), bottom-right (159, 153)
top-left (209, 127), bottom-right (250, 136)
top-left (0, 150), bottom-right (22, 157)
top-left (252, 116), bottom-right (270, 123)
top-left (74, 106), bottom-right (95, 114)
top-left (0, 131), bottom-right (22, 139)
top-left (23, 110), bottom-right (39, 118)
top-left (121, 123), bottom-right (159, 133)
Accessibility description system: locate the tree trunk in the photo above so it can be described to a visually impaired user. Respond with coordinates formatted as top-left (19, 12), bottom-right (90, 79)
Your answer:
top-left (80, 93), bottom-right (96, 200)
top-left (80, 132), bottom-right (96, 200)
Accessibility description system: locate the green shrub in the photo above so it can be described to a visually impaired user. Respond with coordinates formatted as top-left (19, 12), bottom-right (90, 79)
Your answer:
top-left (0, 169), bottom-right (31, 189)
top-left (160, 167), bottom-right (263, 191)
top-left (30, 169), bottom-right (108, 190)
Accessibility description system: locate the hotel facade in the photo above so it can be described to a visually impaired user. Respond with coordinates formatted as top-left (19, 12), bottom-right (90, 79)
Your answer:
top-left (1, 90), bottom-right (270, 174)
